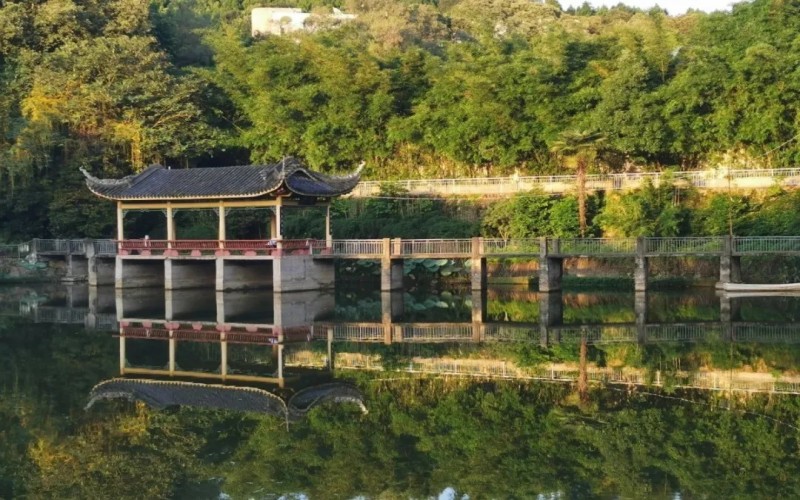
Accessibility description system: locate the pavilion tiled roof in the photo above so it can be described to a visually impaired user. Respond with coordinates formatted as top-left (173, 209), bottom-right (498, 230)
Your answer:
top-left (81, 157), bottom-right (362, 201)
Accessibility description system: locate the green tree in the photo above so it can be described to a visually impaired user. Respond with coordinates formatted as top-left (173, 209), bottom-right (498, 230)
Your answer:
top-left (549, 130), bottom-right (605, 236)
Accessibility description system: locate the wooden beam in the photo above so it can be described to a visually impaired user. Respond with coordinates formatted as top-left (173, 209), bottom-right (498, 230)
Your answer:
top-left (120, 197), bottom-right (303, 211)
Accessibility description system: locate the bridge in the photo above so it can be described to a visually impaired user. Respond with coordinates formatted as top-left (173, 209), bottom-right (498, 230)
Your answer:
top-left (13, 235), bottom-right (800, 291)
top-left (350, 167), bottom-right (800, 197)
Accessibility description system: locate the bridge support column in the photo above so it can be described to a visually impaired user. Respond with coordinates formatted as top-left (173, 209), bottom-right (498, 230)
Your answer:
top-left (635, 238), bottom-right (648, 292)
top-left (381, 239), bottom-right (403, 291)
top-left (538, 238), bottom-right (562, 292)
top-left (273, 256), bottom-right (335, 292)
top-left (635, 292), bottom-right (647, 343)
top-left (64, 255), bottom-right (88, 282)
top-left (718, 237), bottom-right (741, 287)
top-left (470, 237), bottom-right (487, 290)
top-left (89, 257), bottom-right (115, 286)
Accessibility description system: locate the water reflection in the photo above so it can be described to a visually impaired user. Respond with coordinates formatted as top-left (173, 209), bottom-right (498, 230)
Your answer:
top-left (4, 284), bottom-right (800, 497)
top-left (10, 284), bottom-right (800, 397)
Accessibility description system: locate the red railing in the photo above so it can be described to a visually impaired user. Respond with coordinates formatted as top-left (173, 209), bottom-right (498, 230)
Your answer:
top-left (119, 324), bottom-right (281, 345)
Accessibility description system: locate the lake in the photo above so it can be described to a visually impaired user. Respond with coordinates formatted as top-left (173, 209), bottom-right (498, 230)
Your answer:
top-left (2, 283), bottom-right (799, 498)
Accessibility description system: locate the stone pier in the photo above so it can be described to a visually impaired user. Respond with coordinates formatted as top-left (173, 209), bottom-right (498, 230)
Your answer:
top-left (273, 256), bottom-right (335, 292)
top-left (380, 238), bottom-right (404, 291)
top-left (719, 237), bottom-right (742, 287)
top-left (64, 255), bottom-right (88, 282)
top-left (539, 238), bottom-right (563, 292)
top-left (470, 237), bottom-right (487, 291)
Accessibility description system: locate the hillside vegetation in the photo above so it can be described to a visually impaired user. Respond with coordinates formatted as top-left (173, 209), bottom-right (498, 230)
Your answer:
top-left (1, 0), bottom-right (798, 238)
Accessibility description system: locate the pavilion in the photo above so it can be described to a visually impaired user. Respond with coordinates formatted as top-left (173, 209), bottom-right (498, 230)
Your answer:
top-left (82, 157), bottom-right (362, 291)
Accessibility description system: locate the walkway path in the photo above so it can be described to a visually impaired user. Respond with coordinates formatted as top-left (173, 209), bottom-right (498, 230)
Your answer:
top-left (351, 167), bottom-right (800, 197)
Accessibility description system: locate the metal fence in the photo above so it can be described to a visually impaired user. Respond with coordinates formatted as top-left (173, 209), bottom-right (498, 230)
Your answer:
top-left (327, 239), bottom-right (384, 257)
top-left (645, 237), bottom-right (725, 255)
top-left (733, 236), bottom-right (800, 254)
top-left (548, 238), bottom-right (636, 256)
top-left (398, 239), bottom-right (472, 256)
top-left (483, 238), bottom-right (541, 256)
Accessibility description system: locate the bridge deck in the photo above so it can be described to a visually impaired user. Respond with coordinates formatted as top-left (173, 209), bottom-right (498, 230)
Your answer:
top-left (22, 236), bottom-right (800, 260)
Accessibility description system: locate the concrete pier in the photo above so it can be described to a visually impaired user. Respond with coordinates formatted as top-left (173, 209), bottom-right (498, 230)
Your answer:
top-left (64, 255), bottom-right (88, 282)
top-left (273, 256), bottom-right (335, 292)
top-left (88, 257), bottom-right (115, 286)
top-left (719, 237), bottom-right (742, 286)
top-left (381, 238), bottom-right (404, 291)
top-left (470, 238), bottom-right (487, 291)
top-left (538, 238), bottom-right (563, 292)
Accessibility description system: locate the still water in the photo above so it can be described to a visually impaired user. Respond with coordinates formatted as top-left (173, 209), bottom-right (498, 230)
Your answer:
top-left (2, 283), bottom-right (800, 498)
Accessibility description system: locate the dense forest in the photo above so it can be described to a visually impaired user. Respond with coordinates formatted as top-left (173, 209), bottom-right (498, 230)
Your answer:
top-left (1, 0), bottom-right (799, 239)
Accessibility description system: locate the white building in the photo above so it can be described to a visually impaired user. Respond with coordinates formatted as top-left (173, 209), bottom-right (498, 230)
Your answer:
top-left (251, 7), bottom-right (356, 36)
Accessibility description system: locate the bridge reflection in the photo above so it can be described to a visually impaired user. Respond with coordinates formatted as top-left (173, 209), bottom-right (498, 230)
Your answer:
top-left (16, 285), bottom-right (800, 395)
top-left (18, 285), bottom-right (800, 346)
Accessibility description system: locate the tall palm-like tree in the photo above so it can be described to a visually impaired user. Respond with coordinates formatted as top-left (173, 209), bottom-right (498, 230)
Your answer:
top-left (549, 130), bottom-right (605, 237)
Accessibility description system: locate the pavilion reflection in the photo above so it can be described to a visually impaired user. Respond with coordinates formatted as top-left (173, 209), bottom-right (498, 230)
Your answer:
top-left (85, 378), bottom-right (367, 422)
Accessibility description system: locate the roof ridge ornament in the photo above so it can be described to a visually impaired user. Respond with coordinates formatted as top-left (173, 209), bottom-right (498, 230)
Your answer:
top-left (79, 167), bottom-right (134, 187)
